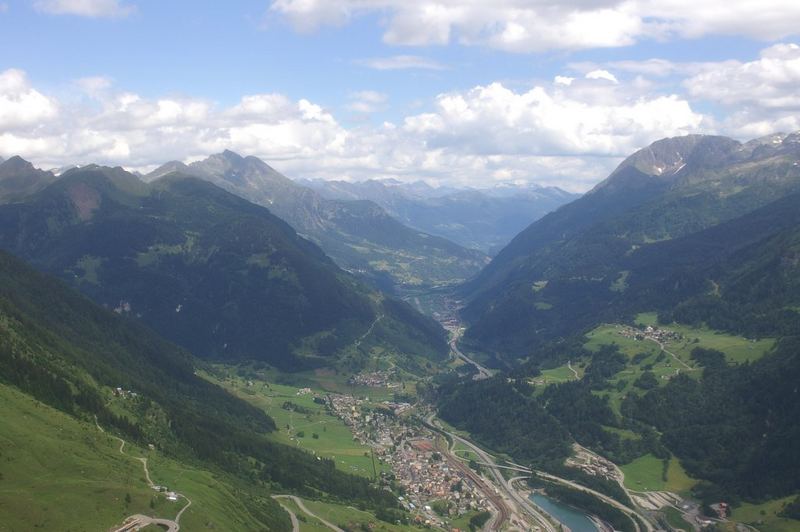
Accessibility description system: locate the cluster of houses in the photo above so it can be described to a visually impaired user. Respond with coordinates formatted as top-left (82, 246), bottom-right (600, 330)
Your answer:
top-left (151, 485), bottom-right (179, 502)
top-left (390, 438), bottom-right (491, 520)
top-left (112, 387), bottom-right (138, 399)
top-left (619, 324), bottom-right (683, 344)
top-left (347, 371), bottom-right (402, 388)
top-left (327, 393), bottom-right (490, 527)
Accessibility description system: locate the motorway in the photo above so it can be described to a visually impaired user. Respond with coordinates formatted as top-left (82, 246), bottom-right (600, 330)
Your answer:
top-left (448, 328), bottom-right (493, 380)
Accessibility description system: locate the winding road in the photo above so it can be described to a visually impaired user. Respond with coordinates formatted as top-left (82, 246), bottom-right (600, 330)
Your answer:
top-left (273, 495), bottom-right (345, 531)
top-left (95, 418), bottom-right (192, 532)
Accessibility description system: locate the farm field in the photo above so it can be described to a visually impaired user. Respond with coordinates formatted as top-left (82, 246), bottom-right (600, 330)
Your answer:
top-left (621, 454), bottom-right (696, 494)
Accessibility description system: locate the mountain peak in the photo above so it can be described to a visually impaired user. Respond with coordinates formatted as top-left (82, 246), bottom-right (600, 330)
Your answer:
top-left (0, 155), bottom-right (36, 174)
top-left (220, 149), bottom-right (245, 162)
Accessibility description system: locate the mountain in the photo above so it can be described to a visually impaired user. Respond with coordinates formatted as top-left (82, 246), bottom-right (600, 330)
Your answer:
top-left (0, 165), bottom-right (447, 370)
top-left (145, 151), bottom-right (489, 291)
top-left (0, 155), bottom-right (57, 203)
top-left (0, 250), bottom-right (402, 529)
top-left (301, 177), bottom-right (578, 254)
top-left (624, 336), bottom-right (800, 501)
top-left (461, 132), bottom-right (800, 359)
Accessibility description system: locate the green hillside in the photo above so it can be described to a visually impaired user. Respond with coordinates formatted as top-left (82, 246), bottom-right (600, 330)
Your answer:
top-left (0, 250), bottom-right (405, 529)
top-left (0, 165), bottom-right (447, 370)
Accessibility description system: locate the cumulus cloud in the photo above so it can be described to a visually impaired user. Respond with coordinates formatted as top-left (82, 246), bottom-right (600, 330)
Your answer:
top-left (4, 40), bottom-right (800, 191)
top-left (268, 0), bottom-right (800, 52)
top-left (685, 43), bottom-right (800, 108)
top-left (0, 69), bottom-right (59, 129)
top-left (34, 0), bottom-right (135, 18)
top-left (356, 55), bottom-right (446, 71)
top-left (0, 67), bottom-right (715, 191)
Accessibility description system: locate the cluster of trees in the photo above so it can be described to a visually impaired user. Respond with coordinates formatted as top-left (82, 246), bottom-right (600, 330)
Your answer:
top-left (437, 344), bottom-right (666, 470)
top-left (623, 341), bottom-right (800, 500)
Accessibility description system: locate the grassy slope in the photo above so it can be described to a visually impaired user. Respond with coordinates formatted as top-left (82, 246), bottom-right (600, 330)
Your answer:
top-left (583, 313), bottom-right (775, 415)
top-left (205, 369), bottom-right (390, 478)
top-left (620, 454), bottom-right (696, 493)
top-left (0, 384), bottom-right (276, 532)
top-left (731, 495), bottom-right (800, 532)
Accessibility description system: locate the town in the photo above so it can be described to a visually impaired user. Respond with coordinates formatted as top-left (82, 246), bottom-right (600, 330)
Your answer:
top-left (327, 393), bottom-right (494, 528)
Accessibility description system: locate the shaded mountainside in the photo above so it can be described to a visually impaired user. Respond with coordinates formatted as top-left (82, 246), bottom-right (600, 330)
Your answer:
top-left (301, 177), bottom-right (578, 254)
top-left (462, 132), bottom-right (800, 359)
top-left (0, 251), bottom-right (404, 529)
top-left (0, 155), bottom-right (57, 203)
top-left (146, 151), bottom-right (489, 290)
top-left (0, 165), bottom-right (447, 370)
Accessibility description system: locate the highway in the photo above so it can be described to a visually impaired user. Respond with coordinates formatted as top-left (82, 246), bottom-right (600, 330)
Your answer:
top-left (424, 413), bottom-right (557, 532)
top-left (448, 329), bottom-right (493, 380)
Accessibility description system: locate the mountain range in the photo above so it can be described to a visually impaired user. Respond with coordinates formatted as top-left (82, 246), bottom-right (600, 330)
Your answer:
top-left (145, 151), bottom-right (490, 291)
top-left (461, 132), bottom-right (800, 360)
top-left (0, 165), bottom-right (447, 370)
top-left (300, 177), bottom-right (578, 254)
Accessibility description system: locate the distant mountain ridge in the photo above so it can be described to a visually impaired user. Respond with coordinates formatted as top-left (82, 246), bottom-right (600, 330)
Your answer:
top-left (461, 131), bottom-right (800, 359)
top-left (146, 151), bottom-right (489, 291)
top-left (0, 164), bottom-right (448, 370)
top-left (301, 177), bottom-right (578, 253)
top-left (0, 155), bottom-right (57, 203)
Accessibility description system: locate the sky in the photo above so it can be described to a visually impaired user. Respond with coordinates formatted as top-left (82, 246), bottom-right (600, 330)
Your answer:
top-left (1, 0), bottom-right (800, 191)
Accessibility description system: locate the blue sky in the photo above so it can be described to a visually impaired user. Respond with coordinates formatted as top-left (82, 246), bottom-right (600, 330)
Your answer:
top-left (1, 0), bottom-right (799, 190)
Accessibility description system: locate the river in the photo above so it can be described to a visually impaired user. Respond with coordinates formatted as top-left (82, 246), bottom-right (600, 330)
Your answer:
top-left (530, 492), bottom-right (599, 532)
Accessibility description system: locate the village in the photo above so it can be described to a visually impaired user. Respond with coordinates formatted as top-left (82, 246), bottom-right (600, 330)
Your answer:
top-left (327, 393), bottom-right (494, 529)
top-left (348, 370), bottom-right (403, 389)
top-left (619, 323), bottom-right (683, 345)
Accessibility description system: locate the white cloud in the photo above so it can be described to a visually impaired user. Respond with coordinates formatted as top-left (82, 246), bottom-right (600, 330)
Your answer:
top-left (357, 55), bottom-right (446, 71)
top-left (585, 70), bottom-right (619, 83)
top-left (346, 90), bottom-right (389, 113)
top-left (4, 43), bottom-right (800, 192)
top-left (685, 43), bottom-right (800, 108)
top-left (34, 0), bottom-right (134, 18)
top-left (0, 69), bottom-right (58, 129)
top-left (268, 0), bottom-right (800, 53)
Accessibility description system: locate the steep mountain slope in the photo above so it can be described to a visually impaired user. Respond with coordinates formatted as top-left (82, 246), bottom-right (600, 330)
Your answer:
top-left (146, 151), bottom-right (489, 290)
top-left (462, 132), bottom-right (800, 359)
top-left (302, 178), bottom-right (578, 253)
top-left (0, 165), bottom-right (447, 369)
top-left (0, 250), bottom-right (404, 529)
top-left (0, 155), bottom-right (56, 203)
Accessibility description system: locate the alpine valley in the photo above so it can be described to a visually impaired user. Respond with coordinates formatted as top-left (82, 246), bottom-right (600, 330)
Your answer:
top-left (1, 131), bottom-right (799, 532)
